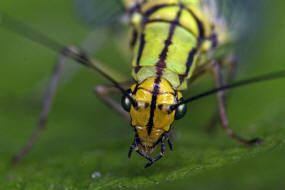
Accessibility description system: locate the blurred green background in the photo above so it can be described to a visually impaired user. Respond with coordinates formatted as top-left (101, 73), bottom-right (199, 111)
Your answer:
top-left (0, 0), bottom-right (285, 189)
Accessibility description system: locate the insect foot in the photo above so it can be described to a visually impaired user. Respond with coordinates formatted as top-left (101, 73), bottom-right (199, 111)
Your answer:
top-left (246, 138), bottom-right (264, 146)
top-left (145, 160), bottom-right (154, 168)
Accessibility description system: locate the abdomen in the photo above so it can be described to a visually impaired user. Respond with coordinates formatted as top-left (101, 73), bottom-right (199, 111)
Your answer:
top-left (124, 0), bottom-right (212, 90)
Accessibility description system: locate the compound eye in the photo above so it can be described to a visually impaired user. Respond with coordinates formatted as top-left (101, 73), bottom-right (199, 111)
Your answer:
top-left (121, 89), bottom-right (132, 112)
top-left (174, 99), bottom-right (187, 120)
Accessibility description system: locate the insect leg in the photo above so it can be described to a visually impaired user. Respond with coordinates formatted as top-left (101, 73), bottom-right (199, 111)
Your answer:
top-left (145, 137), bottom-right (166, 168)
top-left (94, 84), bottom-right (131, 120)
top-left (211, 61), bottom-right (263, 145)
top-left (12, 52), bottom-right (66, 164)
top-left (128, 144), bottom-right (134, 159)
top-left (128, 134), bottom-right (138, 159)
top-left (29, 29), bottom-right (109, 96)
top-left (128, 134), bottom-right (153, 162)
top-left (207, 54), bottom-right (238, 132)
top-left (164, 133), bottom-right (173, 151)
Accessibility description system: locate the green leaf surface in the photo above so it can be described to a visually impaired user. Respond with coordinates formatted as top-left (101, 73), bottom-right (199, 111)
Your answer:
top-left (0, 1), bottom-right (285, 189)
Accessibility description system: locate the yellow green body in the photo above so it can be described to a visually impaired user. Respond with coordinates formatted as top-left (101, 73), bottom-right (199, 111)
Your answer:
top-left (121, 0), bottom-right (224, 154)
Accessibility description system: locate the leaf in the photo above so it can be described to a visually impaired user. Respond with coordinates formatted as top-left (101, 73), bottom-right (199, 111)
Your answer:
top-left (0, 1), bottom-right (285, 190)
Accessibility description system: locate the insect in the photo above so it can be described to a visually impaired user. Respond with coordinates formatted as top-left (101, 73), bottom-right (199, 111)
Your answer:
top-left (0, 0), bottom-right (284, 168)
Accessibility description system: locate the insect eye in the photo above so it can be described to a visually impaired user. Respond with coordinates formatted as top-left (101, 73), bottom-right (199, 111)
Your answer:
top-left (174, 101), bottom-right (187, 120)
top-left (121, 90), bottom-right (132, 112)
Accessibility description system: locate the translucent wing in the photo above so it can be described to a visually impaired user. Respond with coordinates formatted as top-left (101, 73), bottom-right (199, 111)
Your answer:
top-left (202, 0), bottom-right (265, 41)
top-left (218, 0), bottom-right (264, 42)
top-left (75, 0), bottom-right (126, 28)
top-left (58, 0), bottom-right (127, 78)
top-left (73, 0), bottom-right (130, 78)
top-left (200, 0), bottom-right (266, 62)
top-left (31, 0), bottom-right (129, 97)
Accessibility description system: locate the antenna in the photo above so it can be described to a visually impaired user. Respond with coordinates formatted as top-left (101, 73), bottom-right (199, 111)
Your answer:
top-left (0, 13), bottom-right (136, 105)
top-left (171, 70), bottom-right (285, 109)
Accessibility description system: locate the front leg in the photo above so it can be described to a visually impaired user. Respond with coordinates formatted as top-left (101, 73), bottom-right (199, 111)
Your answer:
top-left (144, 134), bottom-right (172, 168)
top-left (128, 134), bottom-right (153, 162)
top-left (211, 61), bottom-right (263, 145)
top-left (144, 139), bottom-right (165, 168)
top-left (94, 84), bottom-right (131, 120)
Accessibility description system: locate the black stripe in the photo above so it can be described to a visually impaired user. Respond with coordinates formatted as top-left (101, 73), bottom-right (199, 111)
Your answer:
top-left (134, 4), bottom-right (178, 74)
top-left (142, 3), bottom-right (205, 39)
top-left (145, 19), bottom-right (196, 36)
top-left (147, 77), bottom-right (161, 135)
top-left (143, 4), bottom-right (176, 19)
top-left (146, 8), bottom-right (183, 135)
top-left (129, 4), bottom-right (141, 14)
top-left (179, 47), bottom-right (198, 83)
top-left (134, 3), bottom-right (178, 74)
top-left (177, 6), bottom-right (206, 85)
top-left (138, 87), bottom-right (175, 95)
top-left (128, 0), bottom-right (148, 14)
top-left (182, 5), bottom-right (205, 39)
top-left (133, 83), bottom-right (140, 95)
top-left (134, 33), bottom-right (146, 73)
top-left (155, 7), bottom-right (183, 77)
top-left (130, 29), bottom-right (138, 48)
top-left (143, 3), bottom-right (205, 40)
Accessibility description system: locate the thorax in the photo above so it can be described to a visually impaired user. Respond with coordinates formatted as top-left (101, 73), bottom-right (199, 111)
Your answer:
top-left (129, 77), bottom-right (182, 149)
